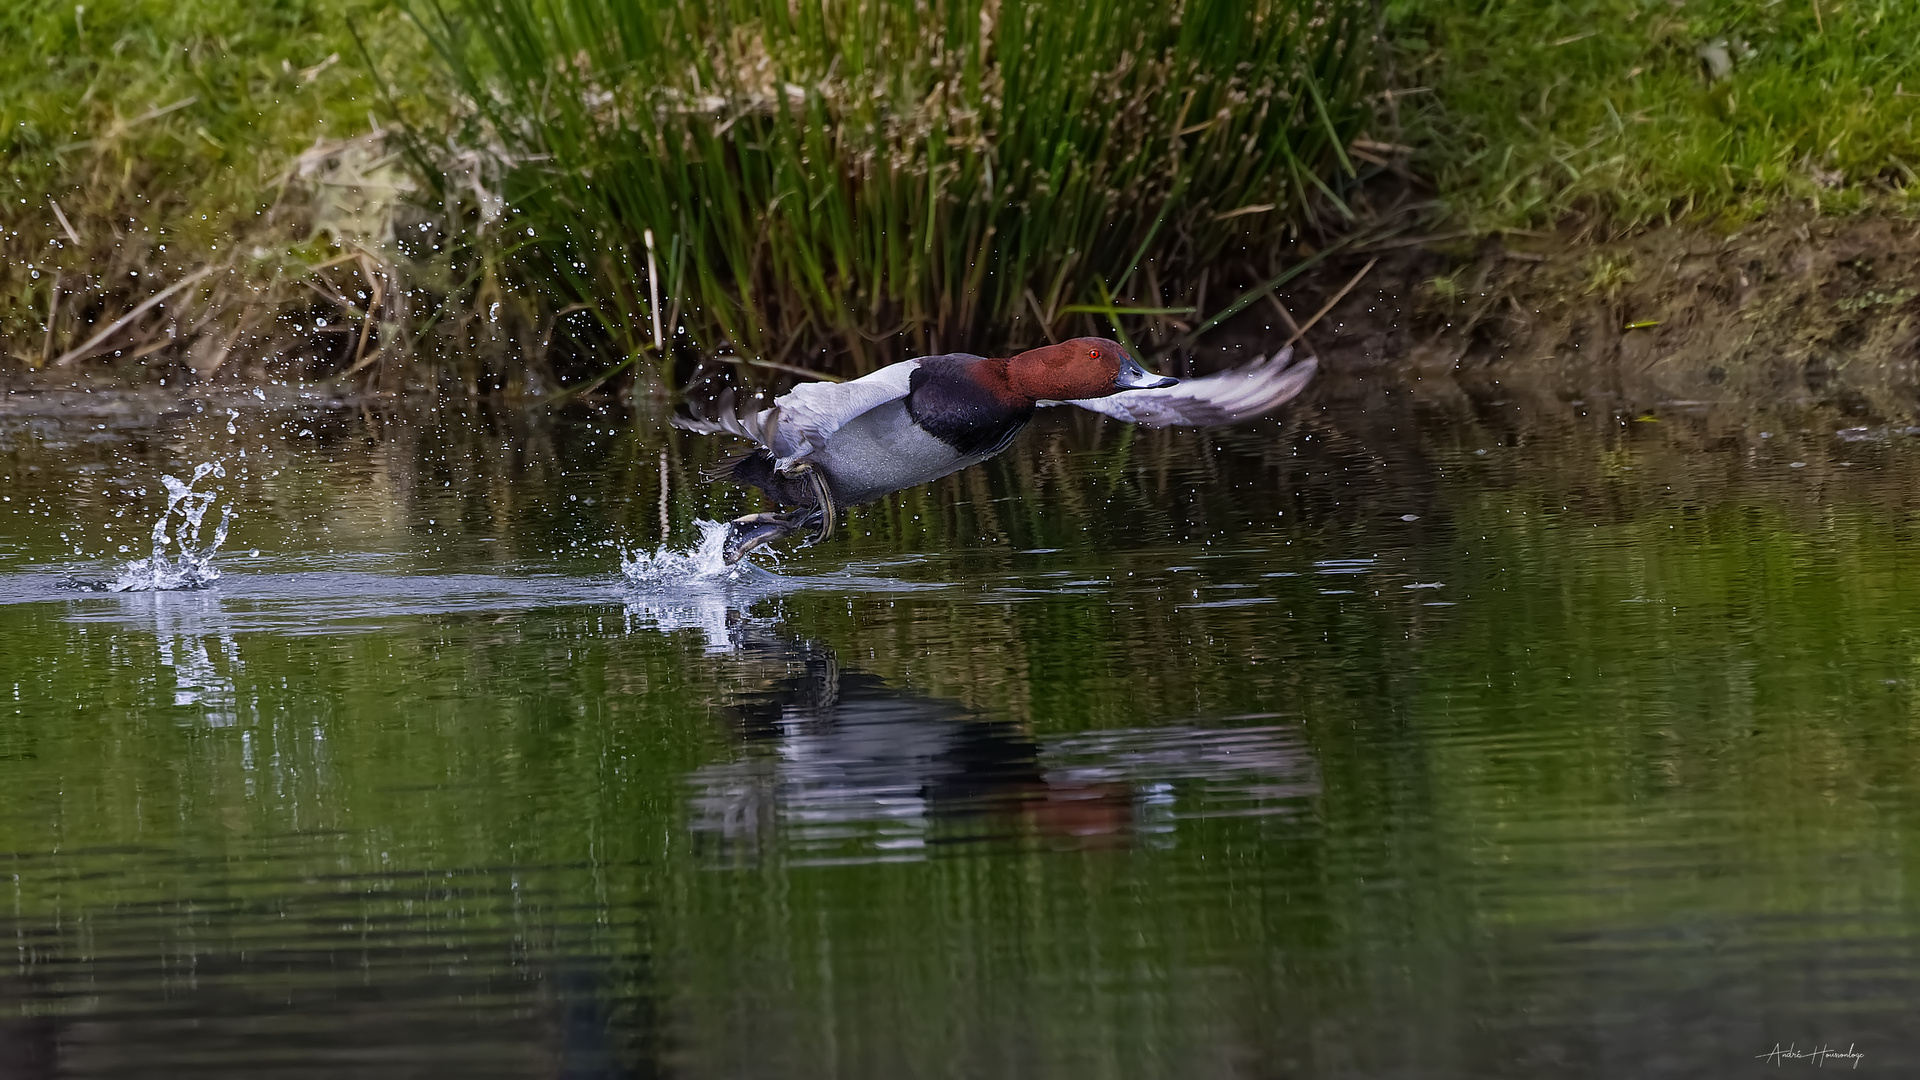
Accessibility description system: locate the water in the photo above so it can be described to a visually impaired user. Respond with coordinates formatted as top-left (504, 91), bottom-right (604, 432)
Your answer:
top-left (2, 376), bottom-right (1918, 1076)
top-left (58, 461), bottom-right (233, 593)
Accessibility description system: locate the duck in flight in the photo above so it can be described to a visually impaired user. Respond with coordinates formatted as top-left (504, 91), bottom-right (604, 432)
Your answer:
top-left (675, 337), bottom-right (1317, 563)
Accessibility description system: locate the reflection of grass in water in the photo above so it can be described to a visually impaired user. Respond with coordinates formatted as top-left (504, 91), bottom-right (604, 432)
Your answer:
top-left (407, 0), bottom-right (1373, 373)
top-left (1414, 488), bottom-right (1920, 939)
top-left (7, 398), bottom-right (1920, 1069)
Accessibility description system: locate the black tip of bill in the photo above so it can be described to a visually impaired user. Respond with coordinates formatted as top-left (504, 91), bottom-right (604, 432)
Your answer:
top-left (1115, 357), bottom-right (1179, 390)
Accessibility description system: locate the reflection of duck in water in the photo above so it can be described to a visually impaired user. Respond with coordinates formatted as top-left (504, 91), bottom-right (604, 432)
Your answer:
top-left (695, 645), bottom-right (1134, 858)
top-left (676, 339), bottom-right (1316, 563)
top-left (690, 641), bottom-right (1318, 863)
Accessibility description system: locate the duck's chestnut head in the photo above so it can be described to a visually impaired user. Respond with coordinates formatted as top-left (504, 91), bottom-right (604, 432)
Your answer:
top-left (1005, 337), bottom-right (1178, 401)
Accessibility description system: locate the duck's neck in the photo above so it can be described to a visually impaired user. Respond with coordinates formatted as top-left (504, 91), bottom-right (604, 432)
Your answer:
top-left (966, 357), bottom-right (1026, 405)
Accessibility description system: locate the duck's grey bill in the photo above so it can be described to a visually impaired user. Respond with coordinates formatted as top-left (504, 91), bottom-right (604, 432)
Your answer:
top-left (1115, 357), bottom-right (1178, 390)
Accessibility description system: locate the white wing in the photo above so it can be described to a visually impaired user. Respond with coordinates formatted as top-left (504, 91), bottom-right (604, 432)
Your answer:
top-left (1053, 348), bottom-right (1317, 427)
top-left (674, 358), bottom-right (926, 466)
top-left (770, 360), bottom-right (922, 462)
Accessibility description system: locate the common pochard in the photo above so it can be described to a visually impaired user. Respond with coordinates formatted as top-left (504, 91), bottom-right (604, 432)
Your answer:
top-left (676, 337), bottom-right (1316, 562)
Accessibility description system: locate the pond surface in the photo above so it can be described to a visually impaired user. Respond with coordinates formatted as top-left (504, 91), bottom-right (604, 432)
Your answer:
top-left (2, 372), bottom-right (1917, 1077)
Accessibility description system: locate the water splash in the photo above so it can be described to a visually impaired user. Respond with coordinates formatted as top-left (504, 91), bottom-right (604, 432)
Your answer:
top-left (86, 463), bottom-right (234, 592)
top-left (619, 519), bottom-right (762, 587)
top-left (619, 520), bottom-right (777, 652)
top-left (616, 520), bottom-right (937, 651)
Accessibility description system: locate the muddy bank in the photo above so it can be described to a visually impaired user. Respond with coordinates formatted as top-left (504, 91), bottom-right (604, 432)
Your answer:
top-left (8, 211), bottom-right (1920, 423)
top-left (1273, 212), bottom-right (1920, 418)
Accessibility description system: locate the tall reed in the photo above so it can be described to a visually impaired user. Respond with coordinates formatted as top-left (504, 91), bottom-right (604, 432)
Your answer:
top-left (409, 0), bottom-right (1375, 377)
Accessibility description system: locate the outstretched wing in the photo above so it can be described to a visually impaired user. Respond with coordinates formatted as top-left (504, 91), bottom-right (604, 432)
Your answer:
top-left (769, 359), bottom-right (923, 462)
top-left (673, 383), bottom-right (784, 445)
top-left (1053, 348), bottom-right (1318, 427)
top-left (673, 358), bottom-right (926, 466)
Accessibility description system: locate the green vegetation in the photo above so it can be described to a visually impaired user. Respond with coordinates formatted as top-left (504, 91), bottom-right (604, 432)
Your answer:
top-left (6, 0), bottom-right (1920, 384)
top-left (0, 0), bottom-right (428, 377)
top-left (1389, 0), bottom-right (1920, 231)
top-left (408, 0), bottom-right (1375, 375)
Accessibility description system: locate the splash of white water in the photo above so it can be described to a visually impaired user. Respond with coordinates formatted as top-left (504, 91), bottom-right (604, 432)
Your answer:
top-left (101, 462), bottom-right (234, 592)
top-left (619, 520), bottom-right (780, 652)
top-left (619, 519), bottom-right (760, 587)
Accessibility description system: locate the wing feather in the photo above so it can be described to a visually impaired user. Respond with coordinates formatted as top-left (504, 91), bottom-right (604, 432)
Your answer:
top-left (769, 359), bottom-right (922, 462)
top-left (1054, 348), bottom-right (1318, 427)
top-left (673, 358), bottom-right (926, 465)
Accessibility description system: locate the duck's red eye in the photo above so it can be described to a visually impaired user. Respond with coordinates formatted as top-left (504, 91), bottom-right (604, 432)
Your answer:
top-left (1088, 349), bottom-right (1100, 360)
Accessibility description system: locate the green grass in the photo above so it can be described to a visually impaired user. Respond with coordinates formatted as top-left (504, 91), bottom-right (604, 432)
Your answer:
top-left (1388, 0), bottom-right (1920, 231)
top-left (1, 0), bottom-right (430, 374)
top-left (8, 0), bottom-right (1920, 385)
top-left (406, 0), bottom-right (1377, 376)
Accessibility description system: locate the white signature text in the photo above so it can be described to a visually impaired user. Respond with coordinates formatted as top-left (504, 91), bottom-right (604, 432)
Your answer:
top-left (1756, 1043), bottom-right (1864, 1069)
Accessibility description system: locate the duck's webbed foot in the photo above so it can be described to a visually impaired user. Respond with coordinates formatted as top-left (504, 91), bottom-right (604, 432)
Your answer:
top-left (722, 512), bottom-right (804, 565)
top-left (721, 505), bottom-right (842, 565)
top-left (722, 463), bottom-right (839, 564)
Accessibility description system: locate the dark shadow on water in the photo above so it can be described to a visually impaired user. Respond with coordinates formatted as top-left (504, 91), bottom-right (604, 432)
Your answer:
top-left (690, 631), bottom-right (1319, 865)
